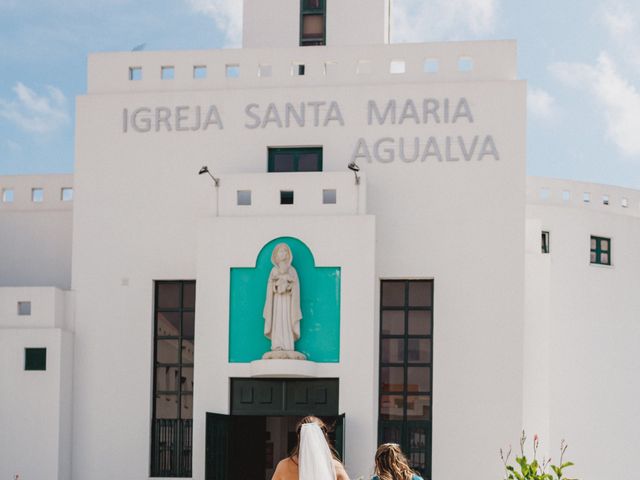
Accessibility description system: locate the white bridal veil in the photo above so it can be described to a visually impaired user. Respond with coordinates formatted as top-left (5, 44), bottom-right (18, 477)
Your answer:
top-left (298, 423), bottom-right (336, 480)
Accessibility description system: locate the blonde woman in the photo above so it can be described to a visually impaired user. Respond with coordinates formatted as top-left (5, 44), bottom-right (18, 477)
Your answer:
top-left (272, 416), bottom-right (350, 480)
top-left (372, 443), bottom-right (423, 480)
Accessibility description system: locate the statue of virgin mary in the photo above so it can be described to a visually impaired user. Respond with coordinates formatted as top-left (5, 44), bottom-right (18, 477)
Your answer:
top-left (262, 243), bottom-right (306, 359)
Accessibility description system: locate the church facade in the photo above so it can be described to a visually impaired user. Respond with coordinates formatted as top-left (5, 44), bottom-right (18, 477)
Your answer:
top-left (1, 1), bottom-right (639, 479)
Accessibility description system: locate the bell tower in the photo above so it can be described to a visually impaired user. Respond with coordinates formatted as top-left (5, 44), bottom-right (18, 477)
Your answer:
top-left (243, 0), bottom-right (391, 48)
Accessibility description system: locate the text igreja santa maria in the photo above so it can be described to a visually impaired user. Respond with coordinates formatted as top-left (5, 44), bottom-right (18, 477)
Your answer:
top-left (122, 97), bottom-right (501, 163)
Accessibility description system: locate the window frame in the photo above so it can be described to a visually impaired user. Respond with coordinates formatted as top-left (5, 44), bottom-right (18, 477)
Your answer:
top-left (268, 147), bottom-right (323, 172)
top-left (378, 279), bottom-right (434, 480)
top-left (590, 236), bottom-right (611, 266)
top-left (150, 280), bottom-right (196, 478)
top-left (300, 0), bottom-right (326, 46)
top-left (541, 231), bottom-right (550, 254)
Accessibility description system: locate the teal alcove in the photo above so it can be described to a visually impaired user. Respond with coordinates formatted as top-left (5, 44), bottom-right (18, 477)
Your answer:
top-left (229, 237), bottom-right (341, 362)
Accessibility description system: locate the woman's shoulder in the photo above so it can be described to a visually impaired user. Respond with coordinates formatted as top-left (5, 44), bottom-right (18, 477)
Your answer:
top-left (412, 475), bottom-right (424, 480)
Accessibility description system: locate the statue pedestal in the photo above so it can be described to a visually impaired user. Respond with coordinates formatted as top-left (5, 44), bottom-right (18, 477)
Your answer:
top-left (250, 359), bottom-right (318, 378)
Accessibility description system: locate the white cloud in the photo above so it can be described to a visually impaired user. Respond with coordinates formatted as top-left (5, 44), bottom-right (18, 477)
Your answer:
top-left (184, 0), bottom-right (242, 47)
top-left (600, 1), bottom-right (640, 71)
top-left (0, 82), bottom-right (69, 134)
top-left (550, 53), bottom-right (640, 157)
top-left (392, 0), bottom-right (499, 43)
top-left (5, 139), bottom-right (22, 152)
top-left (527, 87), bottom-right (558, 120)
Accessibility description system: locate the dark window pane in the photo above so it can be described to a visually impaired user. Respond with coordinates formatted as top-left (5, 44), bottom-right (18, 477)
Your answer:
top-left (407, 396), bottom-right (431, 420)
top-left (408, 311), bottom-right (431, 335)
top-left (273, 154), bottom-right (295, 172)
top-left (302, 15), bottom-right (324, 37)
top-left (409, 450), bottom-right (427, 469)
top-left (280, 190), bottom-right (294, 205)
top-left (157, 366), bottom-right (180, 392)
top-left (382, 282), bottom-right (405, 307)
top-left (155, 394), bottom-right (178, 419)
top-left (183, 312), bottom-right (195, 337)
top-left (298, 153), bottom-right (320, 171)
top-left (304, 0), bottom-right (322, 9)
top-left (382, 310), bottom-right (404, 335)
top-left (381, 339), bottom-right (404, 364)
top-left (25, 348), bottom-right (47, 371)
top-left (183, 283), bottom-right (196, 309)
top-left (380, 423), bottom-right (402, 444)
top-left (380, 395), bottom-right (404, 420)
top-left (407, 367), bottom-right (431, 393)
top-left (381, 367), bottom-right (404, 392)
top-left (407, 339), bottom-right (431, 363)
top-left (158, 283), bottom-right (181, 309)
top-left (181, 395), bottom-right (193, 419)
top-left (157, 339), bottom-right (180, 364)
top-left (157, 312), bottom-right (180, 336)
top-left (182, 339), bottom-right (195, 364)
top-left (408, 425), bottom-right (428, 449)
top-left (408, 281), bottom-right (432, 307)
top-left (181, 367), bottom-right (194, 392)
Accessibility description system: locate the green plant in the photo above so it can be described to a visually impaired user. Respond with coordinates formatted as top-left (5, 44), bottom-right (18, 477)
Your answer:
top-left (500, 431), bottom-right (577, 480)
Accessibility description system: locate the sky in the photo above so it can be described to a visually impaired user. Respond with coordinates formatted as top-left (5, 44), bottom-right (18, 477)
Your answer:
top-left (1, 0), bottom-right (639, 188)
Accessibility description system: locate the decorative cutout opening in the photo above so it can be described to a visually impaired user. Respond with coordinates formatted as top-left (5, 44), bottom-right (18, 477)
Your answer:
top-left (322, 189), bottom-right (337, 204)
top-left (129, 67), bottom-right (142, 81)
top-left (61, 188), bottom-right (73, 202)
top-left (2, 188), bottom-right (14, 203)
top-left (18, 301), bottom-right (31, 316)
top-left (161, 66), bottom-right (175, 80)
top-left (237, 190), bottom-right (252, 206)
top-left (226, 64), bottom-right (240, 78)
top-left (32, 188), bottom-right (43, 203)
top-left (280, 191), bottom-right (294, 205)
top-left (193, 65), bottom-right (207, 79)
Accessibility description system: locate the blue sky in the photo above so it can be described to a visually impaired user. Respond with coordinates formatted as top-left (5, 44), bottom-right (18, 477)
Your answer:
top-left (1, 0), bottom-right (639, 188)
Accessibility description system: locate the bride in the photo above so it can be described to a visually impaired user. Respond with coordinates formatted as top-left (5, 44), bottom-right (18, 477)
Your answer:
top-left (271, 416), bottom-right (350, 480)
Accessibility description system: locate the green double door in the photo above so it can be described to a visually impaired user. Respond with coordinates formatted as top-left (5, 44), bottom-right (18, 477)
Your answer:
top-left (206, 378), bottom-right (344, 480)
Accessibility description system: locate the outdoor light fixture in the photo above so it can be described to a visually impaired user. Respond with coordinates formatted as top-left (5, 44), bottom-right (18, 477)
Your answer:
top-left (198, 166), bottom-right (220, 187)
top-left (348, 161), bottom-right (360, 185)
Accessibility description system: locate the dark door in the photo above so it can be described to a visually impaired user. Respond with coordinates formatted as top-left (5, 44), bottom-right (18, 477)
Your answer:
top-left (229, 416), bottom-right (267, 480)
top-left (205, 413), bottom-right (229, 480)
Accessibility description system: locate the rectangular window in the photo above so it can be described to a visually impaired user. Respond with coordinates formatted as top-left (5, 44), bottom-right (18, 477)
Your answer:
top-left (379, 280), bottom-right (433, 480)
top-left (61, 188), bottom-right (73, 201)
top-left (300, 0), bottom-right (326, 46)
top-left (25, 348), bottom-right (46, 371)
top-left (2, 188), bottom-right (14, 203)
top-left (541, 231), bottom-right (550, 254)
top-left (268, 147), bottom-right (323, 172)
top-left (151, 281), bottom-right (195, 477)
top-left (32, 188), bottom-right (43, 202)
top-left (590, 236), bottom-right (611, 265)
top-left (18, 301), bottom-right (31, 316)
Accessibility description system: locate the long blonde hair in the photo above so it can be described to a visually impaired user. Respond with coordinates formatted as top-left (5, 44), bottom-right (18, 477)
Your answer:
top-left (374, 443), bottom-right (416, 480)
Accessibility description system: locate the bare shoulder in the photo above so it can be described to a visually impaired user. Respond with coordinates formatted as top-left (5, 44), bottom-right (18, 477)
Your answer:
top-left (333, 459), bottom-right (350, 480)
top-left (272, 457), bottom-right (297, 480)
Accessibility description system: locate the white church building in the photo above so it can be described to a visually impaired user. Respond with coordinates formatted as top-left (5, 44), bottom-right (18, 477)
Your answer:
top-left (1, 1), bottom-right (639, 479)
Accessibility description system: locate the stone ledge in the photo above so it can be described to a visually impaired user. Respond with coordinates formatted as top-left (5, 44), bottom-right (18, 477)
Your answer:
top-left (249, 359), bottom-right (318, 378)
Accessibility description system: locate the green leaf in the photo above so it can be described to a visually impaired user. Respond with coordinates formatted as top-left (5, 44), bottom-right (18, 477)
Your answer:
top-left (561, 462), bottom-right (574, 469)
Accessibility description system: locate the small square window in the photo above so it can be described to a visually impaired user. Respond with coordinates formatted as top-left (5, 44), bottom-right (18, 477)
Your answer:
top-left (583, 192), bottom-right (591, 203)
top-left (541, 231), bottom-right (550, 254)
top-left (25, 348), bottom-right (46, 371)
top-left (32, 188), bottom-right (43, 203)
top-left (258, 64), bottom-right (272, 77)
top-left (129, 67), bottom-right (142, 81)
top-left (193, 65), bottom-right (207, 79)
top-left (292, 63), bottom-right (305, 76)
top-left (458, 57), bottom-right (474, 72)
top-left (423, 58), bottom-right (439, 73)
top-left (323, 189), bottom-right (337, 204)
top-left (602, 195), bottom-right (609, 205)
top-left (161, 66), bottom-right (175, 80)
top-left (357, 60), bottom-right (372, 75)
top-left (590, 235), bottom-right (611, 265)
top-left (390, 60), bottom-right (406, 74)
top-left (226, 64), bottom-right (240, 78)
top-left (61, 188), bottom-right (73, 201)
top-left (2, 188), bottom-right (14, 203)
top-left (280, 191), bottom-right (294, 205)
top-left (562, 190), bottom-right (571, 201)
top-left (18, 301), bottom-right (31, 316)
top-left (237, 190), bottom-right (252, 206)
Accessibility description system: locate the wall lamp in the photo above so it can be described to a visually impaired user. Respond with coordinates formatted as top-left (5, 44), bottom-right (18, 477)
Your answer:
top-left (198, 166), bottom-right (220, 187)
top-left (348, 161), bottom-right (360, 185)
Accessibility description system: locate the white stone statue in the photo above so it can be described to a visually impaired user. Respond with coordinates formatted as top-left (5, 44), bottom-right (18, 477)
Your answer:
top-left (262, 243), bottom-right (306, 360)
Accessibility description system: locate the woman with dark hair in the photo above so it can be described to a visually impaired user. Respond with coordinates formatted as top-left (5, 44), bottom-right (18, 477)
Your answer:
top-left (372, 443), bottom-right (423, 480)
top-left (272, 416), bottom-right (350, 480)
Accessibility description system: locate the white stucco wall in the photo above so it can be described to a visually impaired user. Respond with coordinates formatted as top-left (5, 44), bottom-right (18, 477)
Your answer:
top-left (0, 175), bottom-right (73, 289)
top-left (525, 177), bottom-right (640, 480)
